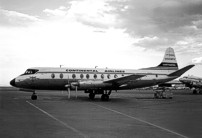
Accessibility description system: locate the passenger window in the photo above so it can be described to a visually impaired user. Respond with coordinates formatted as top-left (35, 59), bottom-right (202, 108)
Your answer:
top-left (80, 74), bottom-right (84, 79)
top-left (94, 74), bottom-right (97, 79)
top-left (114, 74), bottom-right (118, 78)
top-left (86, 74), bottom-right (90, 79)
top-left (51, 73), bottom-right (55, 79)
top-left (60, 73), bottom-right (63, 79)
top-left (72, 74), bottom-right (76, 79)
top-left (107, 74), bottom-right (110, 79)
top-left (101, 74), bottom-right (104, 79)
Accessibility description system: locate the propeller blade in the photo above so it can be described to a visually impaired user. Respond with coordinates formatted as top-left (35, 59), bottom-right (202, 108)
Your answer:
top-left (75, 86), bottom-right (77, 99)
top-left (67, 75), bottom-right (71, 99)
top-left (68, 87), bottom-right (71, 99)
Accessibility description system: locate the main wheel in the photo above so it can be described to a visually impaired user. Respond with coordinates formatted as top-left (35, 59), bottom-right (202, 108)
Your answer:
top-left (31, 94), bottom-right (37, 100)
top-left (101, 94), bottom-right (109, 101)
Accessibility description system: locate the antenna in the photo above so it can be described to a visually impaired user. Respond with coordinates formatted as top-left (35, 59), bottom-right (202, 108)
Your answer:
top-left (60, 65), bottom-right (63, 68)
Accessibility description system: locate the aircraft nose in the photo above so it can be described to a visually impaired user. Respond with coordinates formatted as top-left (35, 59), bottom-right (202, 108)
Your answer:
top-left (10, 79), bottom-right (16, 87)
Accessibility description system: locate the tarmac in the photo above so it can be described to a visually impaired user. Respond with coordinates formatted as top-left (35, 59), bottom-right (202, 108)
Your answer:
top-left (0, 87), bottom-right (202, 138)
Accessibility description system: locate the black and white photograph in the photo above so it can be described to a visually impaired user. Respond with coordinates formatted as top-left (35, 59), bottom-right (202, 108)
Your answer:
top-left (1, 0), bottom-right (202, 137)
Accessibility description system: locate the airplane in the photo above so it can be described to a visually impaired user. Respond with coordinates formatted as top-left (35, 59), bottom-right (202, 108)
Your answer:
top-left (10, 47), bottom-right (194, 101)
top-left (179, 76), bottom-right (202, 94)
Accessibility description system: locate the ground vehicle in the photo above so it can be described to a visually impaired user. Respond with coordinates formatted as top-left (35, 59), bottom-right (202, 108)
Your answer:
top-left (154, 88), bottom-right (173, 99)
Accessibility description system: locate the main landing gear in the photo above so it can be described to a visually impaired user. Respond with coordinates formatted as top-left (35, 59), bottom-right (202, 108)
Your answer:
top-left (101, 94), bottom-right (109, 101)
top-left (101, 90), bottom-right (112, 101)
top-left (31, 92), bottom-right (37, 100)
top-left (87, 90), bottom-right (112, 101)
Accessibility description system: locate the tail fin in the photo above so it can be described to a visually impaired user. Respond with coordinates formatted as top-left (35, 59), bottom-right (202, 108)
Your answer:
top-left (157, 47), bottom-right (178, 70)
top-left (141, 47), bottom-right (178, 70)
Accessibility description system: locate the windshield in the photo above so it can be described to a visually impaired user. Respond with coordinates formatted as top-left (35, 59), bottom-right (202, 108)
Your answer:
top-left (21, 69), bottom-right (39, 76)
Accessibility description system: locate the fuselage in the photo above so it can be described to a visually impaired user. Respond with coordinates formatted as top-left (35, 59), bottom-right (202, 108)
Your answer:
top-left (9, 47), bottom-right (195, 101)
top-left (11, 67), bottom-right (177, 91)
top-left (179, 76), bottom-right (202, 88)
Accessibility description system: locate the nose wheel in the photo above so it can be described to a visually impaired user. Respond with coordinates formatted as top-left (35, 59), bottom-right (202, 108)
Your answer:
top-left (31, 92), bottom-right (37, 100)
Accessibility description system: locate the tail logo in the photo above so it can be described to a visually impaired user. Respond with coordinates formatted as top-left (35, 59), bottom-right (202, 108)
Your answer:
top-left (165, 58), bottom-right (176, 61)
top-left (160, 63), bottom-right (178, 67)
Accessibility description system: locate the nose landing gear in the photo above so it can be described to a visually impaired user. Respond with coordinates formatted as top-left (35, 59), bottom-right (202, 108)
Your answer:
top-left (31, 92), bottom-right (37, 100)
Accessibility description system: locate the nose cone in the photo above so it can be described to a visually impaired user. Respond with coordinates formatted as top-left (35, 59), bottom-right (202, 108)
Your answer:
top-left (10, 79), bottom-right (16, 87)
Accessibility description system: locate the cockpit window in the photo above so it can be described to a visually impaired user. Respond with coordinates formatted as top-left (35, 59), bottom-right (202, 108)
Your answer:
top-left (21, 69), bottom-right (39, 76)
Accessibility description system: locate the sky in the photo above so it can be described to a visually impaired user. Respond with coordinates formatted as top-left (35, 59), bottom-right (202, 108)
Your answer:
top-left (0, 0), bottom-right (202, 86)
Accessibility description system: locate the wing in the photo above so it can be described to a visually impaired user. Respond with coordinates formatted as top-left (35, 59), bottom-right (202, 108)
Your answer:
top-left (103, 74), bottom-right (146, 86)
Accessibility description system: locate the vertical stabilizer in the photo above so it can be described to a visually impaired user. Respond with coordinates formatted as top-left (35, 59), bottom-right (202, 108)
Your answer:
top-left (140, 47), bottom-right (178, 70)
top-left (157, 47), bottom-right (179, 70)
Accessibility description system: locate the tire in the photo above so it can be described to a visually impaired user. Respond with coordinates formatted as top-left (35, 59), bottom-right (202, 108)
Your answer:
top-left (101, 94), bottom-right (109, 101)
top-left (31, 94), bottom-right (37, 100)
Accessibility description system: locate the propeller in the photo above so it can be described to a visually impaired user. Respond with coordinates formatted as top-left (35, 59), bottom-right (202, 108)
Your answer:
top-left (65, 76), bottom-right (71, 99)
top-left (75, 85), bottom-right (78, 99)
top-left (65, 75), bottom-right (78, 99)
top-left (68, 87), bottom-right (71, 99)
top-left (65, 84), bottom-right (71, 99)
top-left (71, 82), bottom-right (79, 99)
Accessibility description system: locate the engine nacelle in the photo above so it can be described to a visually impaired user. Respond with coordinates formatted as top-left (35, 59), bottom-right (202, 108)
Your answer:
top-left (76, 80), bottom-right (112, 89)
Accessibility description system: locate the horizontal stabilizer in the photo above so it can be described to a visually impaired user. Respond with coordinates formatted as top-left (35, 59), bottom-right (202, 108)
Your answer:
top-left (168, 64), bottom-right (195, 77)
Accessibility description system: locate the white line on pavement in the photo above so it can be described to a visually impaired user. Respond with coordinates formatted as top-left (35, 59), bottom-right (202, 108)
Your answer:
top-left (91, 103), bottom-right (188, 138)
top-left (26, 101), bottom-right (88, 138)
